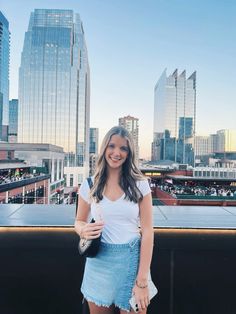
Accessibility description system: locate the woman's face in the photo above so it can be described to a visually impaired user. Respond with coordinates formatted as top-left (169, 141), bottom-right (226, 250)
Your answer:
top-left (105, 134), bottom-right (129, 170)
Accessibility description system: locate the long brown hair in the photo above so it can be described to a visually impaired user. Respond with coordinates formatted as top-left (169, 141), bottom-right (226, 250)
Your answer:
top-left (90, 126), bottom-right (145, 203)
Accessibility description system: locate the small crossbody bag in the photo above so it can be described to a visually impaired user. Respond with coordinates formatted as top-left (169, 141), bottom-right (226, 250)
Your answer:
top-left (78, 177), bottom-right (102, 258)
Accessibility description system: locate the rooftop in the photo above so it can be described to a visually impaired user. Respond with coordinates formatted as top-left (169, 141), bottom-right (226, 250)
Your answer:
top-left (1, 204), bottom-right (236, 229)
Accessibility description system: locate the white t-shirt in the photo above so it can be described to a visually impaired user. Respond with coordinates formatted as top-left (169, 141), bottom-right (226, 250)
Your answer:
top-left (79, 178), bottom-right (151, 244)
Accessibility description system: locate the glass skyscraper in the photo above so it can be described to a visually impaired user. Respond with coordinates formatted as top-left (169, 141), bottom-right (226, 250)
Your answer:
top-left (152, 69), bottom-right (196, 165)
top-left (18, 9), bottom-right (90, 182)
top-left (89, 128), bottom-right (99, 155)
top-left (89, 128), bottom-right (99, 177)
top-left (0, 11), bottom-right (10, 142)
top-left (8, 99), bottom-right (18, 143)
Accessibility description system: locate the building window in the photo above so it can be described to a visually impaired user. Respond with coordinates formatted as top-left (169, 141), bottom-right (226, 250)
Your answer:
top-left (54, 160), bottom-right (57, 181)
top-left (78, 174), bottom-right (83, 184)
top-left (70, 174), bottom-right (73, 187)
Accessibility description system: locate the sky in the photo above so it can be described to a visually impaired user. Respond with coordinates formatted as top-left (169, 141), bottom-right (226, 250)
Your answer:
top-left (1, 0), bottom-right (236, 158)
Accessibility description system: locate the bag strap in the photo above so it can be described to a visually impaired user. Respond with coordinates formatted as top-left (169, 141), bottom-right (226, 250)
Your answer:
top-left (76, 177), bottom-right (93, 215)
top-left (87, 177), bottom-right (93, 189)
top-left (86, 177), bottom-right (103, 221)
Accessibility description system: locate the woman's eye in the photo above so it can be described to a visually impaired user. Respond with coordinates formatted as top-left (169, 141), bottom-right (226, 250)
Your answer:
top-left (108, 144), bottom-right (115, 149)
top-left (121, 146), bottom-right (129, 152)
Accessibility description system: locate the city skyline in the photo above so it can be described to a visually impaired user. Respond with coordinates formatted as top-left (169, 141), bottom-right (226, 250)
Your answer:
top-left (2, 0), bottom-right (236, 158)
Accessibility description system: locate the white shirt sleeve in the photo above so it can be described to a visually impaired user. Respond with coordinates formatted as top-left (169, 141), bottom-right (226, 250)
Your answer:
top-left (78, 179), bottom-right (90, 204)
top-left (137, 179), bottom-right (151, 197)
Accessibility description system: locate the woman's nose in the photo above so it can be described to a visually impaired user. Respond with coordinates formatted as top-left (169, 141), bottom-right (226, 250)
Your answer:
top-left (113, 148), bottom-right (120, 155)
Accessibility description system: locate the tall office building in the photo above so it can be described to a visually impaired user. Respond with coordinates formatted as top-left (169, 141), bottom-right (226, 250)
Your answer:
top-left (119, 115), bottom-right (139, 162)
top-left (89, 128), bottom-right (99, 176)
top-left (152, 69), bottom-right (196, 165)
top-left (195, 136), bottom-right (211, 157)
top-left (216, 129), bottom-right (236, 152)
top-left (209, 134), bottom-right (218, 154)
top-left (89, 128), bottom-right (99, 155)
top-left (8, 99), bottom-right (18, 143)
top-left (0, 11), bottom-right (10, 142)
top-left (18, 9), bottom-right (90, 185)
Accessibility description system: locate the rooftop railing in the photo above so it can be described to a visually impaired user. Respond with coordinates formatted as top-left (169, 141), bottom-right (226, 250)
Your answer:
top-left (1, 204), bottom-right (236, 314)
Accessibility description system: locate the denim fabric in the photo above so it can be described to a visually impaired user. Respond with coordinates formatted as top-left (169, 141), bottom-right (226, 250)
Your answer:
top-left (81, 237), bottom-right (141, 312)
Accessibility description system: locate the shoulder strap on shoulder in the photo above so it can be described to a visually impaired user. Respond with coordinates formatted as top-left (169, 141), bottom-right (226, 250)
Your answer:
top-left (87, 177), bottom-right (93, 189)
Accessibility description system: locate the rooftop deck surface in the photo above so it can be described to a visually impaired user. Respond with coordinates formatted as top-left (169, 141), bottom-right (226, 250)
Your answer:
top-left (1, 204), bottom-right (236, 229)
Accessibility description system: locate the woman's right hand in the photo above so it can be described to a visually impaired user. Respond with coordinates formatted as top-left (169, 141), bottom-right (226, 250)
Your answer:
top-left (80, 221), bottom-right (104, 240)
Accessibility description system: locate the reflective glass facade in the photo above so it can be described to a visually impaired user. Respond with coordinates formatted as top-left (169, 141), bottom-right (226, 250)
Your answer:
top-left (8, 99), bottom-right (18, 143)
top-left (89, 128), bottom-right (99, 155)
top-left (0, 11), bottom-right (10, 141)
top-left (18, 9), bottom-right (90, 170)
top-left (153, 69), bottom-right (196, 165)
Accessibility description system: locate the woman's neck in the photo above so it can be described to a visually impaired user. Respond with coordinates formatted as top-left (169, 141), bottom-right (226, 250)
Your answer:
top-left (107, 168), bottom-right (121, 183)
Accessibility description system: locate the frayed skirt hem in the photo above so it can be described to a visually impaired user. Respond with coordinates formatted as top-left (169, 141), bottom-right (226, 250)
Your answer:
top-left (82, 292), bottom-right (131, 312)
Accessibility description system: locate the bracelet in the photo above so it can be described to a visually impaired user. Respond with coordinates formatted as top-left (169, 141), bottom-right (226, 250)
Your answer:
top-left (136, 280), bottom-right (148, 289)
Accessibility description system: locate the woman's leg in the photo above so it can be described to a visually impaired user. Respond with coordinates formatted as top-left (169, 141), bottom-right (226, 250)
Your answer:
top-left (88, 301), bottom-right (115, 314)
top-left (120, 309), bottom-right (147, 314)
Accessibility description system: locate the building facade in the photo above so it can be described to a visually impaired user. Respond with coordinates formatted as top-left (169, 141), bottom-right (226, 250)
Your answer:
top-left (0, 142), bottom-right (65, 203)
top-left (18, 9), bottom-right (90, 185)
top-left (89, 128), bottom-right (99, 176)
top-left (217, 129), bottom-right (236, 152)
top-left (119, 115), bottom-right (139, 162)
top-left (194, 167), bottom-right (236, 180)
top-left (192, 129), bottom-right (236, 167)
top-left (8, 99), bottom-right (18, 143)
top-left (0, 11), bottom-right (10, 142)
top-left (152, 69), bottom-right (196, 165)
top-left (195, 136), bottom-right (211, 157)
top-left (89, 128), bottom-right (99, 155)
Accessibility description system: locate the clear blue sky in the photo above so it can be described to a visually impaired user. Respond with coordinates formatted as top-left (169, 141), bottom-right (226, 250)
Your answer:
top-left (2, 0), bottom-right (236, 158)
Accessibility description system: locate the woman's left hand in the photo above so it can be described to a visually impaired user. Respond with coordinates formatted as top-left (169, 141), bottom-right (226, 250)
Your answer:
top-left (132, 284), bottom-right (149, 312)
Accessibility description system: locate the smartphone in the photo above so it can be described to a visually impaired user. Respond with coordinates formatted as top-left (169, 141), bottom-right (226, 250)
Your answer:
top-left (129, 280), bottom-right (158, 313)
top-left (129, 295), bottom-right (139, 313)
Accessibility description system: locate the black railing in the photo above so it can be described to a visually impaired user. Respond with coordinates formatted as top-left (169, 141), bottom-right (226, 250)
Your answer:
top-left (1, 204), bottom-right (236, 313)
top-left (0, 174), bottom-right (50, 192)
top-left (0, 227), bottom-right (236, 314)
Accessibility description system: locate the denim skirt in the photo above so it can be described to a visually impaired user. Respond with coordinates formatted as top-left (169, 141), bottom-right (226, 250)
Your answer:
top-left (81, 236), bottom-right (140, 312)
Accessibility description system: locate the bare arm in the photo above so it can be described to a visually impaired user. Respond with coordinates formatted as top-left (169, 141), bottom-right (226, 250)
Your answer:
top-left (74, 195), bottom-right (90, 236)
top-left (137, 192), bottom-right (154, 282)
top-left (133, 192), bottom-right (154, 310)
top-left (74, 195), bottom-right (104, 239)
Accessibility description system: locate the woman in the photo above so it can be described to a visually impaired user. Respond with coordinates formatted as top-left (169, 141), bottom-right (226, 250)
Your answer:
top-left (75, 126), bottom-right (154, 313)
